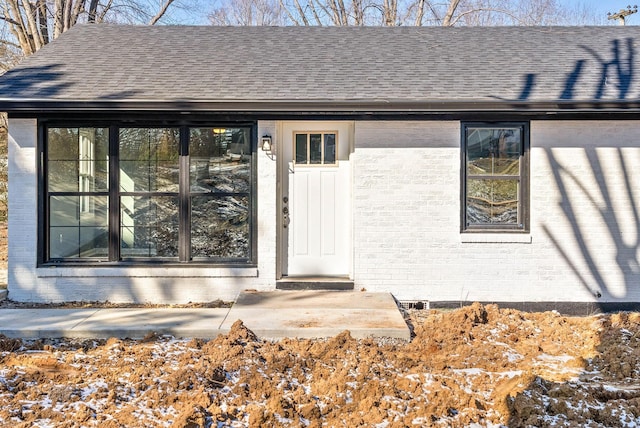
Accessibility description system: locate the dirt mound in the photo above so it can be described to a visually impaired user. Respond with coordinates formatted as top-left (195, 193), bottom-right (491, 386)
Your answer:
top-left (0, 304), bottom-right (638, 427)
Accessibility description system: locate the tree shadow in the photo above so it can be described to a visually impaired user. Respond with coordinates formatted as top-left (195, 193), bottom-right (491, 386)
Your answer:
top-left (486, 36), bottom-right (640, 426)
top-left (505, 37), bottom-right (640, 308)
top-left (0, 64), bottom-right (70, 98)
top-left (580, 38), bottom-right (634, 100)
top-left (541, 147), bottom-right (640, 307)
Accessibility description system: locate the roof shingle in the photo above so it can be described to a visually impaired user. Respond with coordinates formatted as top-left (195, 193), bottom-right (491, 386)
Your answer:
top-left (0, 25), bottom-right (638, 111)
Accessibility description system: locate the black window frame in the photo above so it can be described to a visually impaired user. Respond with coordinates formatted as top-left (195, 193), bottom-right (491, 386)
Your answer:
top-left (461, 122), bottom-right (530, 233)
top-left (38, 119), bottom-right (258, 267)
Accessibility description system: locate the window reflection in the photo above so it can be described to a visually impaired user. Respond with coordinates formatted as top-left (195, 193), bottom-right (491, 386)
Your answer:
top-left (189, 128), bottom-right (251, 193)
top-left (47, 128), bottom-right (109, 259)
top-left (464, 125), bottom-right (526, 229)
top-left (119, 128), bottom-right (179, 193)
top-left (120, 196), bottom-right (178, 258)
top-left (189, 127), bottom-right (252, 260)
top-left (191, 196), bottom-right (249, 258)
top-left (45, 124), bottom-right (254, 263)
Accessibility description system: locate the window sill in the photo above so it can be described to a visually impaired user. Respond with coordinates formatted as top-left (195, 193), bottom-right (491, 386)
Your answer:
top-left (460, 233), bottom-right (532, 244)
top-left (36, 266), bottom-right (258, 278)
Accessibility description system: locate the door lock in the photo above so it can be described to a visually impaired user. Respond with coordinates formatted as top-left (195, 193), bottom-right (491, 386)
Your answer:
top-left (282, 197), bottom-right (290, 228)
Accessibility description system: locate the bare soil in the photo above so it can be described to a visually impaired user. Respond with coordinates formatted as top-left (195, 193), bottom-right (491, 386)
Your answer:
top-left (0, 302), bottom-right (639, 427)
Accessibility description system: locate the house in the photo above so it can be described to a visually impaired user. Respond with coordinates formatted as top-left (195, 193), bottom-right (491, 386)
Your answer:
top-left (1, 24), bottom-right (640, 312)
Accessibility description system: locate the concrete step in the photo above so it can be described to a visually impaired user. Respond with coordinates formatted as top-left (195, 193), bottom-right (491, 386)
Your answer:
top-left (0, 289), bottom-right (6, 301)
top-left (222, 290), bottom-right (410, 340)
top-left (276, 277), bottom-right (354, 291)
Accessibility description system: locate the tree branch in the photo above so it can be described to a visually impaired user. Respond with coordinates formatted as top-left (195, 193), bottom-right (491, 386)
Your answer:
top-left (148, 0), bottom-right (175, 25)
top-left (448, 7), bottom-right (528, 26)
top-left (279, 0), bottom-right (303, 25)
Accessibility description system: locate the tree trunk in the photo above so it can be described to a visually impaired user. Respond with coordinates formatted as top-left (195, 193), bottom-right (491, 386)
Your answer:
top-left (382, 0), bottom-right (397, 26)
top-left (414, 0), bottom-right (425, 25)
top-left (148, 0), bottom-right (176, 25)
top-left (442, 0), bottom-right (462, 26)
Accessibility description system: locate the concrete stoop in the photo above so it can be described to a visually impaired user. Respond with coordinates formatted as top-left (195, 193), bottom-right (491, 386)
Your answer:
top-left (0, 289), bottom-right (7, 301)
top-left (221, 290), bottom-right (410, 340)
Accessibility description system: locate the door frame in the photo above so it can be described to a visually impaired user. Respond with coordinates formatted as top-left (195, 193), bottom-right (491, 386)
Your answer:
top-left (275, 120), bottom-right (355, 280)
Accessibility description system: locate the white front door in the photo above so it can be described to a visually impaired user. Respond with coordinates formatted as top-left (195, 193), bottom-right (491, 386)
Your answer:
top-left (280, 122), bottom-right (352, 277)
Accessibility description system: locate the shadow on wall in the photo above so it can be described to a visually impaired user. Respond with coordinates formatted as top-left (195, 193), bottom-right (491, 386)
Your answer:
top-left (512, 37), bottom-right (639, 308)
top-left (541, 147), bottom-right (640, 306)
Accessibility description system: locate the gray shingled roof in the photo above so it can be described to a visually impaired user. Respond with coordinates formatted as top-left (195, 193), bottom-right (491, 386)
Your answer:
top-left (0, 24), bottom-right (638, 112)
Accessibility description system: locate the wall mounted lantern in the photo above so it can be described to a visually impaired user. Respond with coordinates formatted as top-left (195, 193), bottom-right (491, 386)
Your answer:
top-left (261, 135), bottom-right (273, 152)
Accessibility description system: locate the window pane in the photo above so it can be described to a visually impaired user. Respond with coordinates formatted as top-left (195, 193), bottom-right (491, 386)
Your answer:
top-left (310, 134), bottom-right (322, 164)
top-left (79, 227), bottom-right (109, 258)
top-left (191, 196), bottom-right (249, 259)
top-left (50, 225), bottom-right (109, 259)
top-left (120, 196), bottom-right (178, 257)
top-left (49, 195), bottom-right (108, 259)
top-left (50, 225), bottom-right (109, 258)
top-left (467, 179), bottom-right (519, 225)
top-left (119, 128), bottom-right (179, 160)
top-left (48, 161), bottom-right (78, 192)
top-left (48, 128), bottom-right (109, 192)
top-left (189, 128), bottom-right (251, 193)
top-left (50, 227), bottom-right (79, 259)
top-left (48, 128), bottom-right (79, 160)
top-left (119, 128), bottom-right (179, 192)
top-left (295, 134), bottom-right (307, 164)
top-left (79, 160), bottom-right (109, 192)
top-left (119, 160), bottom-right (179, 192)
top-left (467, 128), bottom-right (521, 176)
top-left (50, 196), bottom-right (108, 227)
top-left (324, 133), bottom-right (336, 164)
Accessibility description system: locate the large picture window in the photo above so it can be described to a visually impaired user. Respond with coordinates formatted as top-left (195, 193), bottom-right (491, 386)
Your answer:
top-left (462, 122), bottom-right (529, 232)
top-left (43, 123), bottom-right (255, 264)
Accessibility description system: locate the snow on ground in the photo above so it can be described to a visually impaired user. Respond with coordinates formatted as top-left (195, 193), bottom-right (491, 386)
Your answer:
top-left (1, 303), bottom-right (640, 427)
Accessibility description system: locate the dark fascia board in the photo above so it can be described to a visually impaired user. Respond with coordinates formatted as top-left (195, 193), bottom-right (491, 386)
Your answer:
top-left (3, 98), bottom-right (640, 115)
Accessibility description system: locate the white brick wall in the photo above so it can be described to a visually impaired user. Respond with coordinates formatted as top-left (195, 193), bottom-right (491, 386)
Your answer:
top-left (8, 119), bottom-right (38, 301)
top-left (9, 117), bottom-right (640, 304)
top-left (353, 120), bottom-right (640, 304)
top-left (7, 119), bottom-right (278, 303)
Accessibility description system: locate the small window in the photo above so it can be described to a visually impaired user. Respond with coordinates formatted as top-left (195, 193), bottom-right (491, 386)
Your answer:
top-left (294, 132), bottom-right (337, 165)
top-left (462, 123), bottom-right (529, 232)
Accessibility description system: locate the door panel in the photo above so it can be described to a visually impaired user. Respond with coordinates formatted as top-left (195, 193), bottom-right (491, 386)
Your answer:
top-left (280, 122), bottom-right (352, 277)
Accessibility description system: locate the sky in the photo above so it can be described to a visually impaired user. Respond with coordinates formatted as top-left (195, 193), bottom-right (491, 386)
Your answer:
top-left (168, 1), bottom-right (640, 26)
top-left (566, 0), bottom-right (640, 25)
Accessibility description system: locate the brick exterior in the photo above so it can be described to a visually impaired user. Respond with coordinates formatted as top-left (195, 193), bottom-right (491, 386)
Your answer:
top-left (7, 120), bottom-right (278, 303)
top-left (352, 120), bottom-right (640, 304)
top-left (8, 118), bottom-right (640, 305)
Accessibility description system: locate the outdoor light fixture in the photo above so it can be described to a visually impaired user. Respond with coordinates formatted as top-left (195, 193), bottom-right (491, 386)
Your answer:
top-left (261, 135), bottom-right (273, 152)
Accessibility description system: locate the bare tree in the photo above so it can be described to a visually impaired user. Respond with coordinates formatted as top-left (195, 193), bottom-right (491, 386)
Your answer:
top-left (427, 0), bottom-right (603, 27)
top-left (278, 0), bottom-right (407, 26)
top-left (270, 0), bottom-right (605, 27)
top-left (209, 0), bottom-right (285, 26)
top-left (0, 0), bottom-right (177, 57)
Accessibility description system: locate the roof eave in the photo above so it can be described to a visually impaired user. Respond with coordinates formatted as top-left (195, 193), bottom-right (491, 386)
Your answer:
top-left (1, 99), bottom-right (640, 115)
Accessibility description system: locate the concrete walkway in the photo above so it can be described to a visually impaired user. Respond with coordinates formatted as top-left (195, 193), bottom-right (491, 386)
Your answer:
top-left (0, 291), bottom-right (410, 341)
